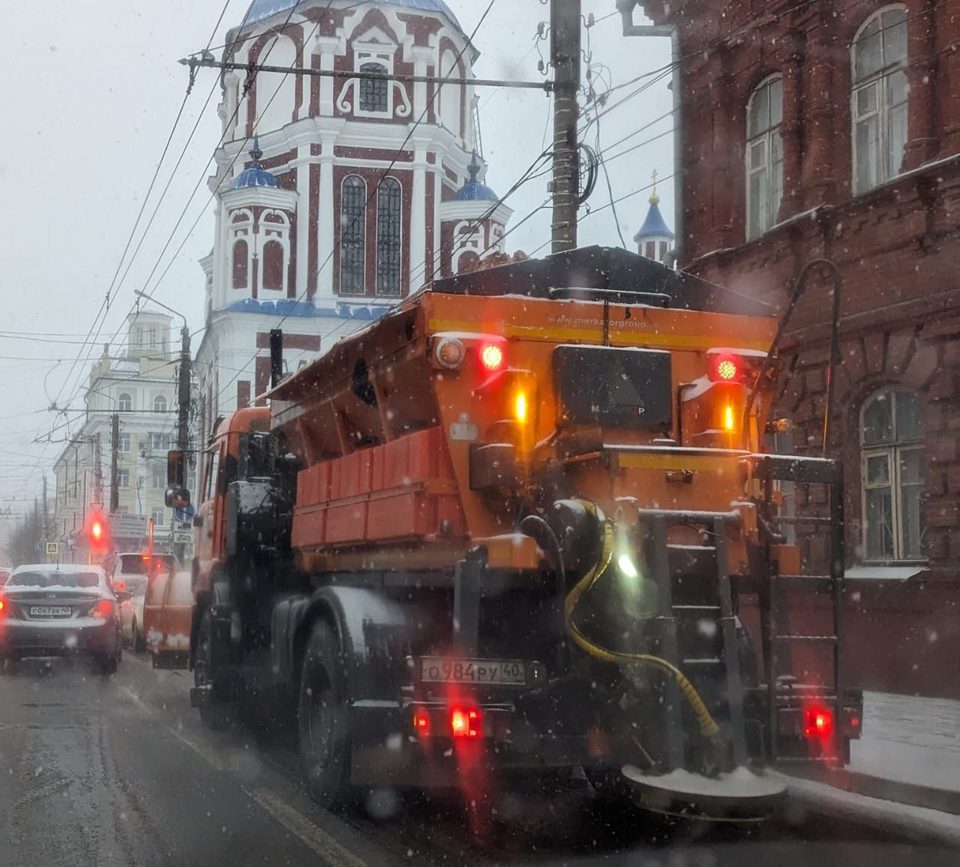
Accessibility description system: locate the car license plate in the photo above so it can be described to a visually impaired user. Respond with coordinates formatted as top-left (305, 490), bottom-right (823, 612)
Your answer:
top-left (29, 606), bottom-right (71, 618)
top-left (419, 657), bottom-right (527, 686)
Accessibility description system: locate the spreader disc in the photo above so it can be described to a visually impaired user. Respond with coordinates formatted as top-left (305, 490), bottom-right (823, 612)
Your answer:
top-left (621, 765), bottom-right (787, 822)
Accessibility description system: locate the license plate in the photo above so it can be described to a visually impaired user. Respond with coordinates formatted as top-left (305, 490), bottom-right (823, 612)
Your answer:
top-left (419, 657), bottom-right (527, 686)
top-left (29, 606), bottom-right (71, 618)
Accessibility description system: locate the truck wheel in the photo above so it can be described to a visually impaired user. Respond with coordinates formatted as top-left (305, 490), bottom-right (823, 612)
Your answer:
top-left (134, 621), bottom-right (147, 654)
top-left (195, 608), bottom-right (232, 730)
top-left (96, 652), bottom-right (119, 676)
top-left (298, 622), bottom-right (353, 808)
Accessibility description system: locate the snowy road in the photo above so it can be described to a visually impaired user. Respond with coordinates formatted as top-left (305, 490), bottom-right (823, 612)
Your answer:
top-left (0, 653), bottom-right (956, 866)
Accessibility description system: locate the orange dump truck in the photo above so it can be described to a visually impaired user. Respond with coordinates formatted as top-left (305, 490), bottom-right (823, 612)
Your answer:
top-left (170, 247), bottom-right (861, 819)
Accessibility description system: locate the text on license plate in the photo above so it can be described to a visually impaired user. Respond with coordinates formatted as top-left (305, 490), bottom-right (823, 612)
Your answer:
top-left (420, 657), bottom-right (526, 686)
top-left (29, 606), bottom-right (71, 617)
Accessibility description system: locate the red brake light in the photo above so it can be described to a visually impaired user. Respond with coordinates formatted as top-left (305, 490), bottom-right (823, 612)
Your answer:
top-left (450, 707), bottom-right (482, 739)
top-left (412, 708), bottom-right (432, 737)
top-left (803, 703), bottom-right (834, 740)
top-left (709, 353), bottom-right (742, 383)
top-left (92, 599), bottom-right (115, 619)
top-left (480, 343), bottom-right (504, 372)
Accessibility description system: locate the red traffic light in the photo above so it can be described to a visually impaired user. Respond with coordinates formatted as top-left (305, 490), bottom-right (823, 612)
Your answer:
top-left (91, 520), bottom-right (105, 543)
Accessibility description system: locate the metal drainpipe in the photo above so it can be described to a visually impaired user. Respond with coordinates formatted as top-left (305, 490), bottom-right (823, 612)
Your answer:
top-left (618, 3), bottom-right (683, 265)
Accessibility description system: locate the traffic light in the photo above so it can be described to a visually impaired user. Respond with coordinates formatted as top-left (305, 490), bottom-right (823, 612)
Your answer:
top-left (88, 512), bottom-right (111, 555)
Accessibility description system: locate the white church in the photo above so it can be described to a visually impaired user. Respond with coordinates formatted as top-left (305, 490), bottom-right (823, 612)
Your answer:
top-left (194, 0), bottom-right (512, 445)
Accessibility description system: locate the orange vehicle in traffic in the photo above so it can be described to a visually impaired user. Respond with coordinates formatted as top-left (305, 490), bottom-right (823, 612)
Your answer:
top-left (142, 563), bottom-right (192, 669)
top-left (168, 246), bottom-right (862, 821)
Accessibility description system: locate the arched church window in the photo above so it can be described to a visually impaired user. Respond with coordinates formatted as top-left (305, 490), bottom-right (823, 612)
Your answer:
top-left (232, 239), bottom-right (249, 290)
top-left (340, 175), bottom-right (367, 295)
top-left (376, 178), bottom-right (402, 297)
top-left (262, 240), bottom-right (285, 292)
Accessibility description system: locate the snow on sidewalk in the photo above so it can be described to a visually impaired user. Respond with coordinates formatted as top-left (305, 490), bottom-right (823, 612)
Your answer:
top-left (849, 692), bottom-right (960, 794)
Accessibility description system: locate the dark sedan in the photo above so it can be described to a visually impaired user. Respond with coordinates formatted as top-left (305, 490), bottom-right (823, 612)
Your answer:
top-left (0, 564), bottom-right (125, 674)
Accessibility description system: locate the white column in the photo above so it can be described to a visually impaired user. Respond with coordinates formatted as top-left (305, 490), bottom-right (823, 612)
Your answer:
top-left (410, 147), bottom-right (427, 290)
top-left (433, 164), bottom-right (442, 279)
top-left (295, 144), bottom-right (310, 294)
top-left (411, 51), bottom-right (430, 118)
top-left (317, 136), bottom-right (336, 300)
top-left (316, 37), bottom-right (340, 117)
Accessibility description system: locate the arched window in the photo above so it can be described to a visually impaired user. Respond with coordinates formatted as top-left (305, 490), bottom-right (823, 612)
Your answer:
top-left (154, 395), bottom-right (167, 414)
top-left (340, 175), bottom-right (367, 295)
top-left (746, 75), bottom-right (784, 239)
top-left (232, 239), bottom-right (249, 290)
top-left (257, 36), bottom-right (297, 129)
top-left (861, 389), bottom-right (926, 561)
top-left (439, 50), bottom-right (463, 136)
top-left (852, 6), bottom-right (908, 193)
top-left (118, 393), bottom-right (132, 412)
top-left (262, 240), bottom-right (285, 292)
top-left (359, 62), bottom-right (388, 114)
top-left (376, 178), bottom-right (402, 297)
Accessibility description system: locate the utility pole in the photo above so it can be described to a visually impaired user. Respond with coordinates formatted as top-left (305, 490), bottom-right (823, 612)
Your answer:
top-left (177, 324), bottom-right (191, 455)
top-left (550, 0), bottom-right (582, 253)
top-left (41, 476), bottom-right (48, 556)
top-left (110, 413), bottom-right (120, 515)
top-left (93, 434), bottom-right (103, 507)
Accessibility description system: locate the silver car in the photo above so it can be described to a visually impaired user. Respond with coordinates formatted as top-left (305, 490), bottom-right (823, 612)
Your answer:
top-left (0, 564), bottom-right (125, 674)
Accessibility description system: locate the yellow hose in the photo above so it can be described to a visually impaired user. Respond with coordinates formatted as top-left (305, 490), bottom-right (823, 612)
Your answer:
top-left (564, 513), bottom-right (722, 740)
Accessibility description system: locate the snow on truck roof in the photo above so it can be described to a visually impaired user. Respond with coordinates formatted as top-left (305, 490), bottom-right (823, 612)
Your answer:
top-left (266, 247), bottom-right (776, 404)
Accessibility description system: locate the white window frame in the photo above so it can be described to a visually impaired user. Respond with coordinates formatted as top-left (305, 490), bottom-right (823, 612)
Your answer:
top-left (860, 389), bottom-right (926, 563)
top-left (117, 469), bottom-right (130, 489)
top-left (375, 176), bottom-right (403, 298)
top-left (118, 432), bottom-right (131, 453)
top-left (151, 507), bottom-right (165, 527)
top-left (259, 210), bottom-right (290, 295)
top-left (851, 5), bottom-right (909, 194)
top-left (353, 38), bottom-right (397, 119)
top-left (230, 209), bottom-right (253, 292)
top-left (339, 174), bottom-right (368, 296)
top-left (745, 74), bottom-right (784, 240)
top-left (118, 393), bottom-right (132, 412)
top-left (154, 396), bottom-right (167, 414)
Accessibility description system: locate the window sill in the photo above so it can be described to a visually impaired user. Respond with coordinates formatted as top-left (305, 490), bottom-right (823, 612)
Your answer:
top-left (844, 564), bottom-right (926, 581)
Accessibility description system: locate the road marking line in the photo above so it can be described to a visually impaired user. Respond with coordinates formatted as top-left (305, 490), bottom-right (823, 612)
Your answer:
top-left (119, 686), bottom-right (153, 716)
top-left (245, 786), bottom-right (368, 867)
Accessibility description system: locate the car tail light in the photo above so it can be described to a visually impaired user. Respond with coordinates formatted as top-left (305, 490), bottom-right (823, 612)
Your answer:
top-left (0, 598), bottom-right (6, 615)
top-left (450, 707), bottom-right (482, 739)
top-left (412, 708), bottom-right (432, 737)
top-left (480, 343), bottom-right (505, 372)
top-left (92, 599), bottom-right (115, 619)
top-left (803, 702), bottom-right (834, 740)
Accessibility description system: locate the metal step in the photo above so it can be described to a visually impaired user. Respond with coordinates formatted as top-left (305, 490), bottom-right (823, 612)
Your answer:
top-left (673, 604), bottom-right (721, 612)
top-left (774, 634), bottom-right (838, 643)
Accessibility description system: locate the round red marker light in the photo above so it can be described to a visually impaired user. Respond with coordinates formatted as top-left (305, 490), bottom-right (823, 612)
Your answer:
top-left (480, 344), bottom-right (504, 372)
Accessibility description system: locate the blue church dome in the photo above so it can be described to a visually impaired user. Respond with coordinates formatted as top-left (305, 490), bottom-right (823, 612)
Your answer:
top-left (633, 194), bottom-right (675, 242)
top-left (233, 139), bottom-right (280, 189)
top-left (456, 152), bottom-right (498, 202)
top-left (243, 0), bottom-right (463, 32)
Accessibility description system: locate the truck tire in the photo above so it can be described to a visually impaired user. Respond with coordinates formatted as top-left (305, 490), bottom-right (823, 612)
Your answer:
top-left (133, 621), bottom-right (147, 654)
top-left (298, 621), bottom-right (354, 808)
top-left (195, 607), bottom-right (232, 730)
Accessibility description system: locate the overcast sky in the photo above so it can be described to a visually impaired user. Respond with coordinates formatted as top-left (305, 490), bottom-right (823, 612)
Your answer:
top-left (0, 0), bottom-right (671, 521)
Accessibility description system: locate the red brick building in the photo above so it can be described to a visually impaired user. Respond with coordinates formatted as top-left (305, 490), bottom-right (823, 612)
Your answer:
top-left (626, 0), bottom-right (960, 696)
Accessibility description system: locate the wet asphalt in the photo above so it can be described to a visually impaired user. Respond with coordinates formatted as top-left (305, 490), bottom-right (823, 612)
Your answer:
top-left (0, 652), bottom-right (956, 866)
